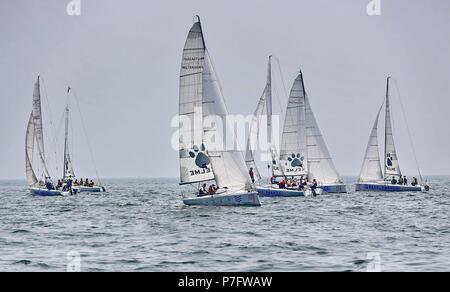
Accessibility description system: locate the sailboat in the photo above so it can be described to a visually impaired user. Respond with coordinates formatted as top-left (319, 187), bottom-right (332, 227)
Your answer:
top-left (26, 76), bottom-right (69, 196)
top-left (62, 91), bottom-right (106, 193)
top-left (355, 77), bottom-right (429, 192)
top-left (248, 58), bottom-right (324, 197)
top-left (178, 16), bottom-right (260, 206)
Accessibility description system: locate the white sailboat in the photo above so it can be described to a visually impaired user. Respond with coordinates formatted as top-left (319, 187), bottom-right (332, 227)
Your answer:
top-left (355, 77), bottom-right (429, 192)
top-left (62, 91), bottom-right (106, 193)
top-left (178, 17), bottom-right (260, 206)
top-left (26, 76), bottom-right (68, 196)
top-left (250, 58), bottom-right (323, 197)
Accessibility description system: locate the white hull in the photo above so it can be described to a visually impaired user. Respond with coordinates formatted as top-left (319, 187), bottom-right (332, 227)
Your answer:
top-left (30, 188), bottom-right (70, 197)
top-left (321, 183), bottom-right (347, 193)
top-left (183, 191), bottom-right (261, 207)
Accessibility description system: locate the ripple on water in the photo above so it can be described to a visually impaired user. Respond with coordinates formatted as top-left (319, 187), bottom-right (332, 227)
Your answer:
top-left (0, 177), bottom-right (449, 271)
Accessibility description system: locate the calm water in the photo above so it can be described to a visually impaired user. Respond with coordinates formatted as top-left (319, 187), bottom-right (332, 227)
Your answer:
top-left (0, 177), bottom-right (449, 272)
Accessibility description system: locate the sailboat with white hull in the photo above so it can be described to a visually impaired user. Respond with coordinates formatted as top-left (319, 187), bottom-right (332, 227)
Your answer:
top-left (249, 58), bottom-right (324, 197)
top-left (178, 17), bottom-right (260, 207)
top-left (355, 77), bottom-right (429, 192)
top-left (26, 76), bottom-right (69, 196)
top-left (62, 93), bottom-right (106, 193)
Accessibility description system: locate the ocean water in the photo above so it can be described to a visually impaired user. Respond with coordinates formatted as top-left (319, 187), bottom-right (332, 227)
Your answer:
top-left (0, 177), bottom-right (449, 272)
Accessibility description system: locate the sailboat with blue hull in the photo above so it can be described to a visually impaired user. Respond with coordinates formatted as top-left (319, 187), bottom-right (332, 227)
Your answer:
top-left (355, 77), bottom-right (429, 192)
top-left (248, 59), bottom-right (324, 197)
top-left (26, 77), bottom-right (69, 196)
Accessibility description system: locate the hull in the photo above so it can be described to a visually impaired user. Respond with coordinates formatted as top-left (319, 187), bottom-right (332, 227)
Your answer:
top-left (355, 182), bottom-right (426, 192)
top-left (73, 186), bottom-right (106, 193)
top-left (321, 183), bottom-right (347, 193)
top-left (183, 191), bottom-right (261, 207)
top-left (256, 186), bottom-right (324, 197)
top-left (30, 188), bottom-right (69, 197)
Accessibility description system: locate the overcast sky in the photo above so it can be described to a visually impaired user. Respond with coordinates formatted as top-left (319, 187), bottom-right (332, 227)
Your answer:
top-left (0, 0), bottom-right (449, 180)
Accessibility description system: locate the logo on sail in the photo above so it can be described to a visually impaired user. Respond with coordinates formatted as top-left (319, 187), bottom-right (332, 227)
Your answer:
top-left (288, 153), bottom-right (304, 168)
top-left (283, 153), bottom-right (305, 173)
top-left (386, 153), bottom-right (397, 170)
top-left (188, 144), bottom-right (212, 177)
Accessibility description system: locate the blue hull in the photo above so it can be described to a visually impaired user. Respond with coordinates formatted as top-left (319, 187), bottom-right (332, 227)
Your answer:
top-left (355, 183), bottom-right (423, 192)
top-left (256, 187), bottom-right (305, 197)
top-left (322, 184), bottom-right (347, 193)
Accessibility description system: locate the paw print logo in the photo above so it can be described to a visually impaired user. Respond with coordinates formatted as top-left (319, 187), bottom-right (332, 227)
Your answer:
top-left (189, 144), bottom-right (210, 169)
top-left (386, 153), bottom-right (393, 167)
top-left (287, 153), bottom-right (304, 167)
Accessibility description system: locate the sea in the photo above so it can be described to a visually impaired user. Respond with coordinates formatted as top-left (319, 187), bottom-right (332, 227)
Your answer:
top-left (0, 177), bottom-right (449, 272)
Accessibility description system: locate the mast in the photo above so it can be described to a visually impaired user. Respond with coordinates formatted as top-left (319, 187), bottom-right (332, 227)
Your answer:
top-left (267, 55), bottom-right (273, 146)
top-left (384, 77), bottom-right (389, 178)
top-left (63, 103), bottom-right (69, 179)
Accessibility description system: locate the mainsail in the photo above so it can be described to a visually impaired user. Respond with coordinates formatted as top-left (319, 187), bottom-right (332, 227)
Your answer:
top-left (179, 17), bottom-right (252, 192)
top-left (358, 103), bottom-right (384, 182)
top-left (305, 95), bottom-right (342, 184)
top-left (179, 19), bottom-right (214, 185)
top-left (280, 72), bottom-right (308, 177)
top-left (63, 104), bottom-right (76, 179)
top-left (31, 76), bottom-right (50, 180)
top-left (384, 77), bottom-right (402, 178)
top-left (265, 57), bottom-right (284, 177)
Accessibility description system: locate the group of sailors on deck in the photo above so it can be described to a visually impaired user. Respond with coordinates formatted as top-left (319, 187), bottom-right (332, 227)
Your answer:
top-left (43, 177), bottom-right (97, 191)
top-left (270, 176), bottom-right (319, 196)
top-left (389, 176), bottom-right (419, 186)
top-left (198, 183), bottom-right (218, 197)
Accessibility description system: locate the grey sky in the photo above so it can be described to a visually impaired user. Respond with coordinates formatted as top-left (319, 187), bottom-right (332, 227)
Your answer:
top-left (0, 0), bottom-right (449, 179)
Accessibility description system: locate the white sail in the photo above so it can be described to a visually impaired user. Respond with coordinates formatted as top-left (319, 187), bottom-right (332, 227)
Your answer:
top-left (179, 20), bottom-right (214, 185)
top-left (32, 76), bottom-right (50, 179)
top-left (245, 89), bottom-right (266, 182)
top-left (209, 151), bottom-right (252, 192)
top-left (280, 73), bottom-right (308, 177)
top-left (305, 95), bottom-right (342, 184)
top-left (202, 50), bottom-right (252, 192)
top-left (63, 104), bottom-right (76, 179)
top-left (25, 113), bottom-right (38, 187)
top-left (265, 57), bottom-right (284, 177)
top-left (384, 78), bottom-right (402, 178)
top-left (358, 104), bottom-right (384, 182)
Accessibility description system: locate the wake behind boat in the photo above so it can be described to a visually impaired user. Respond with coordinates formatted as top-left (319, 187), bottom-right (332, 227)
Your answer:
top-left (178, 17), bottom-right (260, 207)
top-left (355, 77), bottom-right (429, 192)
